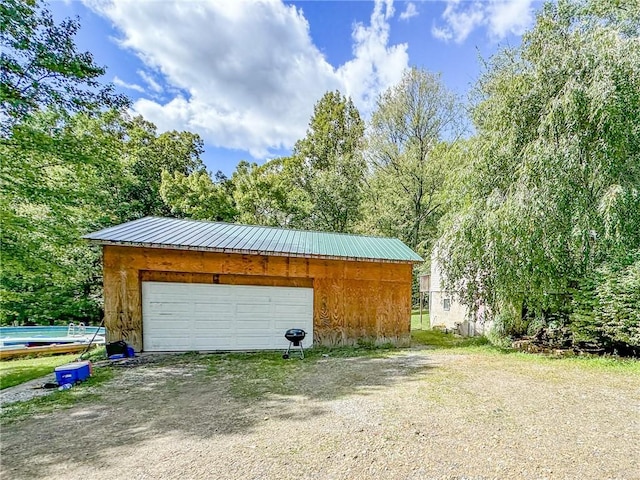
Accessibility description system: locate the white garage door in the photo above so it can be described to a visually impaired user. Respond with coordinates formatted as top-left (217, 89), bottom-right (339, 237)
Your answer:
top-left (142, 281), bottom-right (313, 352)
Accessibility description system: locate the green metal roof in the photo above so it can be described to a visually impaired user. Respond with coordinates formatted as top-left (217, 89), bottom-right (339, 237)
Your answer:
top-left (84, 217), bottom-right (423, 263)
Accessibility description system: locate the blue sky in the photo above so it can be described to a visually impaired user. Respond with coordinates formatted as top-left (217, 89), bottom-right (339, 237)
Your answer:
top-left (52, 0), bottom-right (543, 175)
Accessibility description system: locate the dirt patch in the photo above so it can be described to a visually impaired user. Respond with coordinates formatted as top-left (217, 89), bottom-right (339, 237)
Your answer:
top-left (1, 349), bottom-right (639, 480)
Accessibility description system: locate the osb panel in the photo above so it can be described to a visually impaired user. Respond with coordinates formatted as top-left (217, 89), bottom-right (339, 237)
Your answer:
top-left (103, 245), bottom-right (413, 351)
top-left (140, 271), bottom-right (214, 283)
top-left (219, 274), bottom-right (313, 288)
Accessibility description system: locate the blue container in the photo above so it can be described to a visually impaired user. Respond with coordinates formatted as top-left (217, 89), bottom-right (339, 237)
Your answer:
top-left (55, 361), bottom-right (91, 385)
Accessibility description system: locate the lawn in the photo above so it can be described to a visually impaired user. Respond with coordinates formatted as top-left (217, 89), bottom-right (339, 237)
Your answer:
top-left (0, 347), bottom-right (107, 390)
top-left (410, 308), bottom-right (430, 330)
top-left (0, 354), bottom-right (79, 390)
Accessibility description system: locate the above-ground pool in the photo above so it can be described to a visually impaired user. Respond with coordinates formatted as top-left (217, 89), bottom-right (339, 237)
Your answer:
top-left (0, 325), bottom-right (106, 348)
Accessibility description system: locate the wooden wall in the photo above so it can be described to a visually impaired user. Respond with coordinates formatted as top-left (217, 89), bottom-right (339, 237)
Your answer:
top-left (103, 245), bottom-right (413, 351)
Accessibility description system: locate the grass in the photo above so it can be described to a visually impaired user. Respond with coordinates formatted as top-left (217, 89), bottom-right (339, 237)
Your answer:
top-left (410, 309), bottom-right (430, 330)
top-left (0, 365), bottom-right (114, 424)
top-left (0, 354), bottom-right (79, 390)
top-left (410, 309), bottom-right (491, 349)
top-left (0, 346), bottom-right (107, 390)
top-left (411, 328), bottom-right (490, 349)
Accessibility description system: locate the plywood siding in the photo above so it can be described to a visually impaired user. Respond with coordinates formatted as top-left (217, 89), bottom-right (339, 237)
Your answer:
top-left (103, 246), bottom-right (413, 351)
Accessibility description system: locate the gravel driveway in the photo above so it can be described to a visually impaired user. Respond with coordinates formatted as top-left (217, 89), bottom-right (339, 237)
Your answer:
top-left (1, 348), bottom-right (638, 480)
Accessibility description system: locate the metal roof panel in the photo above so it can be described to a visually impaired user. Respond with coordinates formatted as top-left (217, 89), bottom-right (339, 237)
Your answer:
top-left (83, 216), bottom-right (423, 263)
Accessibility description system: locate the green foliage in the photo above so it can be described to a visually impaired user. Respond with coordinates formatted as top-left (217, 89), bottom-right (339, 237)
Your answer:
top-left (231, 91), bottom-right (366, 233)
top-left (365, 68), bottom-right (464, 254)
top-left (572, 252), bottom-right (640, 353)
top-left (0, 0), bottom-right (127, 127)
top-left (291, 90), bottom-right (366, 233)
top-left (1, 108), bottom-right (211, 325)
top-left (115, 116), bottom-right (207, 221)
top-left (232, 159), bottom-right (309, 227)
top-left (1, 109), bottom-right (124, 324)
top-left (160, 170), bottom-right (236, 221)
top-left (438, 0), bottom-right (640, 351)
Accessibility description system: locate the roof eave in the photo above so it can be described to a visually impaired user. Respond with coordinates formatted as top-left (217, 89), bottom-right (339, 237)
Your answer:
top-left (85, 239), bottom-right (424, 264)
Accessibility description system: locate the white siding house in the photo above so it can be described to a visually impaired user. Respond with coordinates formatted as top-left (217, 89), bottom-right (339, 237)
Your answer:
top-left (429, 251), bottom-right (493, 336)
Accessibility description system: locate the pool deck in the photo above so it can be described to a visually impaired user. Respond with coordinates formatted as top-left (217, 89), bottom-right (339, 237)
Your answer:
top-left (0, 342), bottom-right (102, 360)
top-left (1, 335), bottom-right (106, 346)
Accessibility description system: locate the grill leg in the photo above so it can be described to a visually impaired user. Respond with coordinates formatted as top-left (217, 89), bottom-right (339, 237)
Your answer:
top-left (283, 341), bottom-right (305, 359)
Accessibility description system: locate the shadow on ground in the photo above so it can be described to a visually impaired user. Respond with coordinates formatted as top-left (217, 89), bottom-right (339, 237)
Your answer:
top-left (0, 349), bottom-right (437, 478)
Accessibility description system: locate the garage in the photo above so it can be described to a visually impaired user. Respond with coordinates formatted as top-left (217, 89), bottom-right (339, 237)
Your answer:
top-left (85, 216), bottom-right (422, 352)
top-left (142, 282), bottom-right (313, 351)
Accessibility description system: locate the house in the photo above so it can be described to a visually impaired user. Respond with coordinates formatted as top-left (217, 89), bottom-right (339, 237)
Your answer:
top-left (84, 217), bottom-right (423, 352)
top-left (428, 250), bottom-right (492, 336)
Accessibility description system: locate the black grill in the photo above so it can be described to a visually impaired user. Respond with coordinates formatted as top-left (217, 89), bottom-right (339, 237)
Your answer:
top-left (283, 328), bottom-right (306, 359)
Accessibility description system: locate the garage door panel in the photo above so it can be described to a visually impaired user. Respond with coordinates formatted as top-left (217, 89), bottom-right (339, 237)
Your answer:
top-left (235, 335), bottom-right (277, 348)
top-left (147, 336), bottom-right (191, 351)
top-left (193, 302), bottom-right (232, 310)
top-left (192, 336), bottom-right (234, 349)
top-left (193, 318), bottom-right (233, 327)
top-left (236, 303), bottom-right (271, 315)
top-left (142, 282), bottom-right (313, 352)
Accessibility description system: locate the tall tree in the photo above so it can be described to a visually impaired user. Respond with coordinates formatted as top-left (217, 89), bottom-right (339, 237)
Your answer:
top-left (438, 0), bottom-right (640, 345)
top-left (365, 68), bottom-right (464, 254)
top-left (1, 0), bottom-right (130, 324)
top-left (0, 0), bottom-right (127, 129)
top-left (291, 90), bottom-right (366, 233)
top-left (118, 116), bottom-right (207, 221)
top-left (1, 109), bottom-right (126, 324)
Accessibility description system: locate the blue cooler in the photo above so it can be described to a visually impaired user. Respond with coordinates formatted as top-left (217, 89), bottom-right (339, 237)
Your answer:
top-left (55, 361), bottom-right (91, 385)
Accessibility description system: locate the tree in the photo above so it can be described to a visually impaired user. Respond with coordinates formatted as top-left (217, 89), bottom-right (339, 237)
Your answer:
top-left (0, 0), bottom-right (127, 128)
top-left (0, 106), bottom-right (215, 325)
top-left (0, 109), bottom-right (126, 324)
top-left (117, 116), bottom-right (207, 221)
top-left (232, 159), bottom-right (309, 227)
top-left (364, 68), bottom-right (464, 254)
top-left (160, 170), bottom-right (236, 221)
top-left (291, 90), bottom-right (366, 233)
top-left (1, 0), bottom-right (128, 324)
top-left (438, 0), bottom-right (640, 345)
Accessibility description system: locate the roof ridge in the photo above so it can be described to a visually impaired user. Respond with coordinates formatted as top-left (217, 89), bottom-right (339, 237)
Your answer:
top-left (141, 216), bottom-right (400, 241)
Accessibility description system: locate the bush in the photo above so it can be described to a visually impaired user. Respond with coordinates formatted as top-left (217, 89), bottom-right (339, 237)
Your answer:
top-left (571, 251), bottom-right (640, 355)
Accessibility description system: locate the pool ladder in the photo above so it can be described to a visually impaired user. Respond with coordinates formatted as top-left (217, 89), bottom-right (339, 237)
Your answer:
top-left (67, 322), bottom-right (86, 337)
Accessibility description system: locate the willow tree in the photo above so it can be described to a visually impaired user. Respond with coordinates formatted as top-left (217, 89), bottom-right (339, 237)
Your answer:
top-left (439, 0), bottom-right (640, 344)
top-left (364, 68), bottom-right (464, 254)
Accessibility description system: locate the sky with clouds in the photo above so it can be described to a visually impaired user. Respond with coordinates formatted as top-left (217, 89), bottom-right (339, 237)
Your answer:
top-left (52, 0), bottom-right (543, 174)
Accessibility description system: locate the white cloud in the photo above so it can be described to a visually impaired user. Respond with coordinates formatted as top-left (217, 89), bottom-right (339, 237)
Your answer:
top-left (486, 0), bottom-right (535, 38)
top-left (337, 0), bottom-right (408, 114)
top-left (400, 2), bottom-right (418, 21)
top-left (432, 0), bottom-right (536, 44)
top-left (85, 0), bottom-right (408, 159)
top-left (113, 76), bottom-right (145, 92)
top-left (137, 70), bottom-right (163, 93)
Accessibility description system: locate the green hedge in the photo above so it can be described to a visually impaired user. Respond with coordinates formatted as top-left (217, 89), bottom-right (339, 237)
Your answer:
top-left (571, 251), bottom-right (640, 355)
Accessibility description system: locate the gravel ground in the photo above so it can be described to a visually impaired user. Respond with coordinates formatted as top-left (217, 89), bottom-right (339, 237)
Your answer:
top-left (1, 349), bottom-right (639, 480)
top-left (0, 374), bottom-right (59, 404)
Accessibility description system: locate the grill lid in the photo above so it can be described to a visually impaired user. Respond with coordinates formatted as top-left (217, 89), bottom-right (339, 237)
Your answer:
top-left (284, 328), bottom-right (306, 340)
